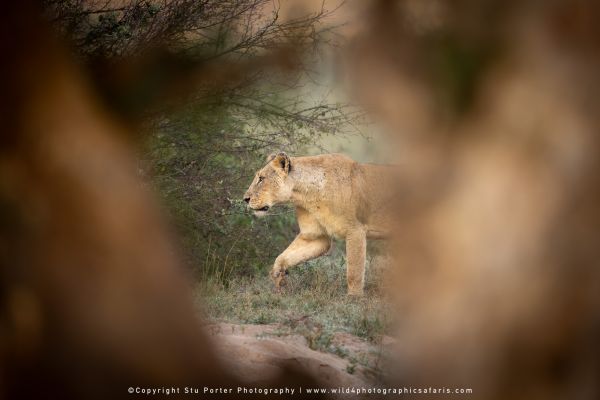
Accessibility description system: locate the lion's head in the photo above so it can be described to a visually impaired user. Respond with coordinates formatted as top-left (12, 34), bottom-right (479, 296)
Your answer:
top-left (243, 152), bottom-right (293, 217)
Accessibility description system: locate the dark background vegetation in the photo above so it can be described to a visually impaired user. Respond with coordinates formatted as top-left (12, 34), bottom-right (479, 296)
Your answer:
top-left (43, 0), bottom-right (361, 280)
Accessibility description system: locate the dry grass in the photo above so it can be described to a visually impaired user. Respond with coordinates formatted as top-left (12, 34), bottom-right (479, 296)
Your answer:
top-left (195, 242), bottom-right (392, 344)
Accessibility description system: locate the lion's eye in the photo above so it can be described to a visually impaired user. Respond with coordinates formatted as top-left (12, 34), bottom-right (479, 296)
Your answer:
top-left (258, 176), bottom-right (264, 184)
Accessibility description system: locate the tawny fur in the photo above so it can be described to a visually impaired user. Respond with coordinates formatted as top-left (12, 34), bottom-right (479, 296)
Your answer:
top-left (244, 153), bottom-right (393, 295)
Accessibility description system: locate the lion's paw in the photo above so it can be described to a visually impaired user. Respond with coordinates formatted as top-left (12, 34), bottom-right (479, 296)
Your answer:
top-left (271, 268), bottom-right (289, 291)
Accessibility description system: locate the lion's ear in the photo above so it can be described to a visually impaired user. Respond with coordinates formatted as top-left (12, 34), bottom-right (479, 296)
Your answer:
top-left (271, 152), bottom-right (291, 174)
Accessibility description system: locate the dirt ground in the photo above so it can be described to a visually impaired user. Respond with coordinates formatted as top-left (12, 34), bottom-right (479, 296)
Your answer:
top-left (205, 323), bottom-right (396, 389)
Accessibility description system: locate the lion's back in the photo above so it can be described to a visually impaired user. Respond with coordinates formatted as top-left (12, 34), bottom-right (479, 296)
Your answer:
top-left (293, 154), bottom-right (394, 237)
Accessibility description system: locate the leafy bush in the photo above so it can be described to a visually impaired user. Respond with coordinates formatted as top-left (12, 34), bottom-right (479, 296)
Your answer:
top-left (45, 0), bottom-right (363, 281)
top-left (144, 102), bottom-right (300, 279)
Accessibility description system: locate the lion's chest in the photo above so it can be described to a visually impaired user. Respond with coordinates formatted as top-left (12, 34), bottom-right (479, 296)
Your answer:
top-left (308, 206), bottom-right (352, 239)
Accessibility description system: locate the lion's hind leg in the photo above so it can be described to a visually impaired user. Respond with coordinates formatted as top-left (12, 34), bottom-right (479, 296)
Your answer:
top-left (346, 228), bottom-right (367, 296)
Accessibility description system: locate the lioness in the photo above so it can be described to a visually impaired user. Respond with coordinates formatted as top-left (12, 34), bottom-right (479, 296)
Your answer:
top-left (244, 152), bottom-right (393, 296)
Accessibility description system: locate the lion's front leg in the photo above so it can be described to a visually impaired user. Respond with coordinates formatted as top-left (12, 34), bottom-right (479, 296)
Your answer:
top-left (271, 234), bottom-right (331, 291)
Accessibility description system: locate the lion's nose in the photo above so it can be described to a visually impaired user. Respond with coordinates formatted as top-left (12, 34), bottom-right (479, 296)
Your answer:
top-left (243, 196), bottom-right (250, 203)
